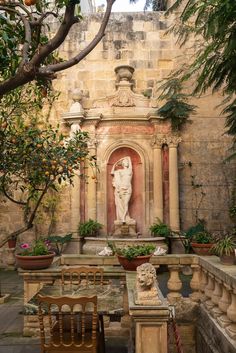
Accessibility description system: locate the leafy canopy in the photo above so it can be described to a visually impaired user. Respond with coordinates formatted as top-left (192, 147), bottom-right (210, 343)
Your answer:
top-left (0, 84), bottom-right (95, 245)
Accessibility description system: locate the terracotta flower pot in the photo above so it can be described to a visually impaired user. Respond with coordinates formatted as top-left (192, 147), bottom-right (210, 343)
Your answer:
top-left (117, 254), bottom-right (152, 271)
top-left (8, 238), bottom-right (17, 249)
top-left (15, 252), bottom-right (55, 270)
top-left (220, 252), bottom-right (235, 265)
top-left (190, 242), bottom-right (214, 256)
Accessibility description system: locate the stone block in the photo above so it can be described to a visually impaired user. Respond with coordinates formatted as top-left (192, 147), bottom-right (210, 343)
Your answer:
top-left (158, 59), bottom-right (174, 69)
top-left (146, 31), bottom-right (160, 42)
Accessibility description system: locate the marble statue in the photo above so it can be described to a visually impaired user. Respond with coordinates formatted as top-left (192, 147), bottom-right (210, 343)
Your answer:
top-left (111, 156), bottom-right (133, 223)
top-left (135, 263), bottom-right (161, 305)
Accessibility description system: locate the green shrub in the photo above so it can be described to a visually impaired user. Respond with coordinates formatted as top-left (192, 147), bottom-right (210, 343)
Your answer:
top-left (46, 233), bottom-right (72, 255)
top-left (192, 231), bottom-right (214, 244)
top-left (78, 219), bottom-right (102, 238)
top-left (116, 244), bottom-right (155, 261)
top-left (149, 218), bottom-right (171, 237)
top-left (211, 235), bottom-right (236, 256)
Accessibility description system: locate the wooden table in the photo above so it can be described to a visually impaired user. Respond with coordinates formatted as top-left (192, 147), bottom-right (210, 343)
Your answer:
top-left (25, 283), bottom-right (125, 316)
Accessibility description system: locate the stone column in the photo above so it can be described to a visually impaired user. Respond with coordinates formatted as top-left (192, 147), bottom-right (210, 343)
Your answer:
top-left (168, 137), bottom-right (181, 231)
top-left (152, 138), bottom-right (163, 222)
top-left (87, 138), bottom-right (97, 220)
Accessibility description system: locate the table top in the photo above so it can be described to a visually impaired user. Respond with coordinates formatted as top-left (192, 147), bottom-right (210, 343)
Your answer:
top-left (25, 283), bottom-right (124, 316)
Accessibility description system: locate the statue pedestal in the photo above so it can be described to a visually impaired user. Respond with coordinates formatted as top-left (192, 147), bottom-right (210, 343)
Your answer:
top-left (113, 220), bottom-right (137, 238)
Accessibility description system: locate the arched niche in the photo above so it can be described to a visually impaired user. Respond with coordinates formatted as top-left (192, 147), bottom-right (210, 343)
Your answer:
top-left (107, 147), bottom-right (143, 234)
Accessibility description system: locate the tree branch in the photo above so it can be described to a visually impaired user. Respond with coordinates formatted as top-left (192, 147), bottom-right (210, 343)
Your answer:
top-left (1, 180), bottom-right (26, 206)
top-left (0, 225), bottom-right (33, 248)
top-left (0, 0), bottom-right (116, 96)
top-left (30, 3), bottom-right (77, 67)
top-left (40, 0), bottom-right (115, 74)
top-left (0, 182), bottom-right (51, 247)
top-left (31, 11), bottom-right (58, 26)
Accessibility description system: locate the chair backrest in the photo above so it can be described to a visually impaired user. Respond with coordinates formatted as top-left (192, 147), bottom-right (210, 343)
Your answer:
top-left (38, 294), bottom-right (98, 352)
top-left (61, 267), bottom-right (104, 289)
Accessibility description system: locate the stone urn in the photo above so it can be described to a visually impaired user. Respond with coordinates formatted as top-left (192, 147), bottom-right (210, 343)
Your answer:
top-left (114, 65), bottom-right (134, 82)
top-left (15, 252), bottom-right (55, 270)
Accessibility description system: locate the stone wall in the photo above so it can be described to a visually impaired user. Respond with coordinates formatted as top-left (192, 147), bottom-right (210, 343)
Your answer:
top-left (197, 307), bottom-right (236, 353)
top-left (53, 12), bottom-right (235, 233)
top-left (1, 12), bottom-right (235, 250)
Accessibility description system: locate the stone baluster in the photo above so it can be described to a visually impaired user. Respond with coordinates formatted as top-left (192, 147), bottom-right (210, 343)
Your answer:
top-left (199, 268), bottom-right (208, 302)
top-left (167, 265), bottom-right (182, 303)
top-left (210, 279), bottom-right (223, 318)
top-left (226, 289), bottom-right (236, 339)
top-left (204, 273), bottom-right (215, 311)
top-left (217, 284), bottom-right (231, 328)
top-left (189, 265), bottom-right (201, 302)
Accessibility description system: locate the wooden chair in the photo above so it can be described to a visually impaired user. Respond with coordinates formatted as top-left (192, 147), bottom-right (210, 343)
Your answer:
top-left (61, 267), bottom-right (105, 352)
top-left (61, 267), bottom-right (104, 289)
top-left (38, 294), bottom-right (104, 353)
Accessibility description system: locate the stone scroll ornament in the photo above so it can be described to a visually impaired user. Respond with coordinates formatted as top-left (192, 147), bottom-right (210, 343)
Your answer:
top-left (135, 263), bottom-right (162, 305)
top-left (111, 156), bottom-right (133, 223)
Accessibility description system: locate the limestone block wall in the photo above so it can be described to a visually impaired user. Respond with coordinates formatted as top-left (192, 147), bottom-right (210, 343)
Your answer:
top-left (51, 12), bottom-right (234, 233)
top-left (1, 12), bottom-right (235, 248)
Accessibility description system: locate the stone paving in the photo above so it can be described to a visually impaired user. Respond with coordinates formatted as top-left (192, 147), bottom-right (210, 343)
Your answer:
top-left (0, 269), bottom-right (128, 353)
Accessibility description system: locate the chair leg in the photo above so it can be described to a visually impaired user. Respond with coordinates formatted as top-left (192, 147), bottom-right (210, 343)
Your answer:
top-left (99, 314), bottom-right (106, 353)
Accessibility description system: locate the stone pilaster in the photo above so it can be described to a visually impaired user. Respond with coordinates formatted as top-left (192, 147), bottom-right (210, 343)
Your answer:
top-left (87, 138), bottom-right (98, 220)
top-left (168, 137), bottom-right (181, 231)
top-left (152, 137), bottom-right (163, 222)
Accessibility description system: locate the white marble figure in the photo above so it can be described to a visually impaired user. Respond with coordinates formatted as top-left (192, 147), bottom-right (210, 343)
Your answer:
top-left (153, 246), bottom-right (167, 256)
top-left (98, 246), bottom-right (113, 256)
top-left (111, 156), bottom-right (133, 223)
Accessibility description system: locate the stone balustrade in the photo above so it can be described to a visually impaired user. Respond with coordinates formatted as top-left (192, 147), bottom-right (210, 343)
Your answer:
top-left (18, 254), bottom-right (236, 352)
top-left (198, 257), bottom-right (236, 343)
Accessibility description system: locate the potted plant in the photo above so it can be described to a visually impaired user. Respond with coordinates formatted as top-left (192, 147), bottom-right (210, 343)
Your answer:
top-left (190, 231), bottom-right (215, 256)
top-left (112, 244), bottom-right (155, 271)
top-left (46, 233), bottom-right (72, 255)
top-left (174, 221), bottom-right (206, 254)
top-left (7, 235), bottom-right (17, 249)
top-left (78, 219), bottom-right (102, 238)
top-left (149, 218), bottom-right (171, 238)
top-left (211, 235), bottom-right (236, 265)
top-left (149, 218), bottom-right (171, 251)
top-left (15, 239), bottom-right (55, 270)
